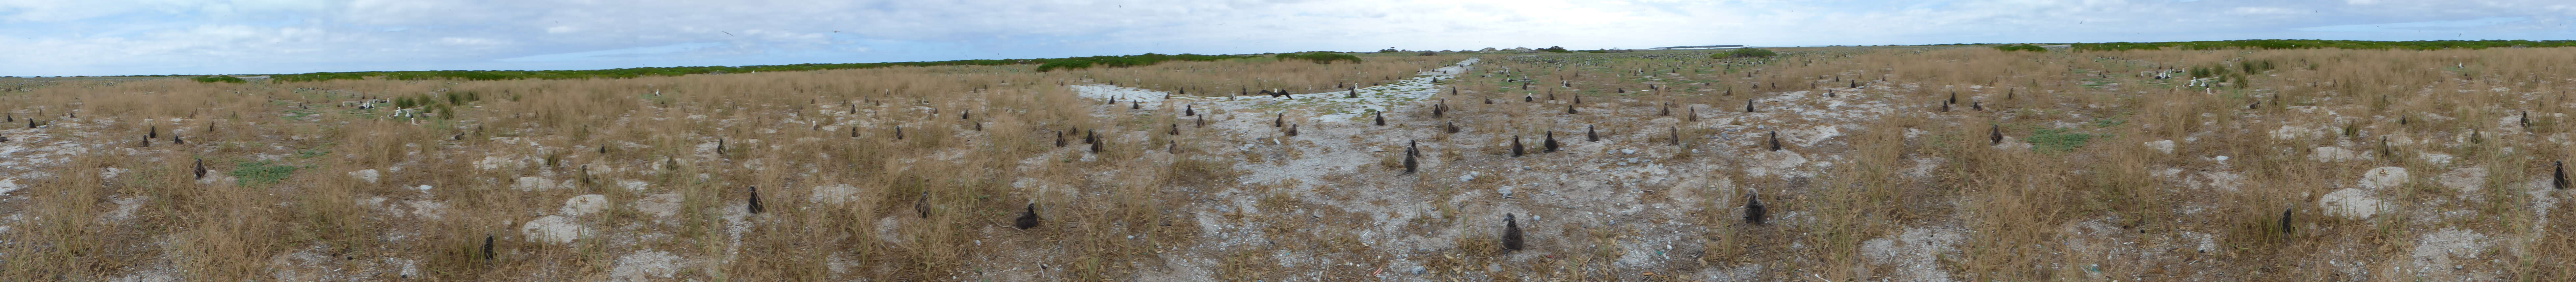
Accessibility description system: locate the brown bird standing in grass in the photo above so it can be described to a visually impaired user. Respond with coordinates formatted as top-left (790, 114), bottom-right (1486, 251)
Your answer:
top-left (149, 126), bottom-right (157, 138)
top-left (193, 158), bottom-right (208, 180)
top-left (1565, 104), bottom-right (1577, 114)
top-left (1586, 125), bottom-right (1598, 142)
top-left (1374, 111), bottom-right (1385, 126)
top-left (746, 186), bottom-right (765, 214)
top-left (1089, 135), bottom-right (1105, 153)
top-left (1512, 136), bottom-right (1525, 157)
top-left (1501, 213), bottom-right (1525, 252)
top-left (1744, 193), bottom-right (1766, 224)
top-left (1013, 203), bottom-right (1043, 230)
top-left (2555, 160), bottom-right (2568, 190)
top-left (915, 192), bottom-right (932, 218)
top-left (1744, 100), bottom-right (1755, 113)
top-left (1543, 131), bottom-right (1559, 153)
top-left (2522, 110), bottom-right (2533, 128)
top-left (1285, 124), bottom-right (1299, 137)
top-left (482, 235), bottom-right (496, 261)
top-left (1055, 131), bottom-right (1067, 147)
top-left (1274, 113), bottom-right (1285, 127)
top-left (1990, 124), bottom-right (2003, 145)
top-left (1445, 122), bottom-right (1459, 133)
top-left (2278, 208), bottom-right (2294, 235)
top-left (1767, 130), bottom-right (1782, 152)
top-left (1669, 127), bottom-right (1681, 146)
top-left (1402, 147), bottom-right (1417, 174)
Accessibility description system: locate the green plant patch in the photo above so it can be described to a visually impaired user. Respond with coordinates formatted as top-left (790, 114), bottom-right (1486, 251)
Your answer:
top-left (231, 160), bottom-right (307, 187)
top-left (2030, 127), bottom-right (2104, 154)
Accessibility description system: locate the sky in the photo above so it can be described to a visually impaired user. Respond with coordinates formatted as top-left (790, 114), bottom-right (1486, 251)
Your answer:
top-left (2, 0), bottom-right (2571, 76)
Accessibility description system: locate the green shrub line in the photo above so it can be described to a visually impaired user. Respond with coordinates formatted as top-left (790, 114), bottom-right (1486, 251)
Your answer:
top-left (1034, 53), bottom-right (1256, 71)
top-left (1711, 48), bottom-right (1777, 59)
top-left (1994, 44), bottom-right (2046, 52)
top-left (1273, 52), bottom-right (1362, 64)
top-left (193, 75), bottom-right (248, 83)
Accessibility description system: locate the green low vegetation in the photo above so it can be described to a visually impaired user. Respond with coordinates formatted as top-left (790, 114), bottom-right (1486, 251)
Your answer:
top-left (1713, 48), bottom-right (1777, 58)
top-left (2029, 127), bottom-right (2103, 154)
top-left (230, 160), bottom-right (305, 187)
top-left (1994, 44), bottom-right (2046, 52)
top-left (192, 75), bottom-right (247, 83)
top-left (1273, 52), bottom-right (1363, 64)
top-left (1033, 53), bottom-right (1254, 71)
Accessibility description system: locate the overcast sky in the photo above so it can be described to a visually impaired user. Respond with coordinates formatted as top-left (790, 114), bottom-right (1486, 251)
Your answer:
top-left (3, 0), bottom-right (2571, 76)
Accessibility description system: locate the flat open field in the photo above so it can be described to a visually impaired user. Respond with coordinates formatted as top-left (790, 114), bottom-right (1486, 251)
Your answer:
top-left (5, 46), bottom-right (2575, 281)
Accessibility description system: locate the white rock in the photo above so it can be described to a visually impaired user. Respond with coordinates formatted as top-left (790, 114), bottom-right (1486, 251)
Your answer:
top-left (2359, 167), bottom-right (2408, 189)
top-left (0, 178), bottom-right (21, 195)
top-left (348, 169), bottom-right (380, 183)
top-left (610, 250), bottom-right (683, 281)
top-left (2309, 147), bottom-right (2356, 162)
top-left (809, 184), bottom-right (858, 204)
top-left (519, 215), bottom-right (586, 244)
top-left (633, 193), bottom-right (684, 218)
top-left (514, 176), bottom-right (557, 191)
top-left (2319, 187), bottom-right (2387, 219)
top-left (561, 195), bottom-right (608, 216)
top-left (2144, 140), bottom-right (2175, 154)
top-left (2418, 153), bottom-right (2455, 165)
top-left (2436, 168), bottom-right (2487, 194)
top-left (2410, 228), bottom-right (2491, 273)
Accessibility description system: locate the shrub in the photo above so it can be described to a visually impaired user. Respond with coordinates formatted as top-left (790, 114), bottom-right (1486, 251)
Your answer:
top-left (1994, 44), bottom-right (2047, 52)
top-left (1539, 46), bottom-right (1571, 53)
top-left (1712, 48), bottom-right (1778, 59)
top-left (2029, 127), bottom-right (2102, 154)
top-left (193, 75), bottom-right (248, 83)
top-left (230, 160), bottom-right (304, 187)
top-left (1275, 52), bottom-right (1363, 64)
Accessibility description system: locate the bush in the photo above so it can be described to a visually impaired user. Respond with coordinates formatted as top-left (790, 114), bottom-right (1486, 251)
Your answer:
top-left (1034, 53), bottom-right (1252, 71)
top-left (1994, 44), bottom-right (2046, 52)
top-left (1712, 48), bottom-right (1777, 59)
top-left (1539, 46), bottom-right (1571, 53)
top-left (192, 75), bottom-right (248, 83)
top-left (2030, 127), bottom-right (2102, 154)
top-left (1274, 52), bottom-right (1363, 64)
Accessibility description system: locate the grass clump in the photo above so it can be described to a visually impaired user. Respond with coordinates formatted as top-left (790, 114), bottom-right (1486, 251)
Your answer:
top-left (229, 160), bottom-right (305, 186)
top-left (1994, 44), bottom-right (2046, 52)
top-left (1273, 52), bottom-right (1362, 64)
top-left (1714, 48), bottom-right (1778, 58)
top-left (2028, 127), bottom-right (2102, 154)
top-left (192, 76), bottom-right (247, 83)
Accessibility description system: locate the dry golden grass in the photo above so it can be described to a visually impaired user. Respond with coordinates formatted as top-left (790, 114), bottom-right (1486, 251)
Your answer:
top-left (5, 46), bottom-right (2576, 281)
